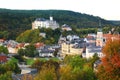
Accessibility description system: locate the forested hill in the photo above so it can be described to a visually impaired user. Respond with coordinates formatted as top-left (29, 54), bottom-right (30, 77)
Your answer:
top-left (0, 8), bottom-right (115, 39)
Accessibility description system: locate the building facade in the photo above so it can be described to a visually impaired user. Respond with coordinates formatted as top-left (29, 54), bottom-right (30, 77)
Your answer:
top-left (61, 24), bottom-right (72, 31)
top-left (61, 42), bottom-right (83, 56)
top-left (96, 30), bottom-right (120, 47)
top-left (32, 16), bottom-right (59, 30)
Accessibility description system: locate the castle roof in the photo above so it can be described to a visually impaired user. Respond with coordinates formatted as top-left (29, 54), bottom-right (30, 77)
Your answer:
top-left (35, 18), bottom-right (46, 21)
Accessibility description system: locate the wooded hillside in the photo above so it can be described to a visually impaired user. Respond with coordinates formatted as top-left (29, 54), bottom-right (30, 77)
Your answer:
top-left (0, 8), bottom-right (116, 39)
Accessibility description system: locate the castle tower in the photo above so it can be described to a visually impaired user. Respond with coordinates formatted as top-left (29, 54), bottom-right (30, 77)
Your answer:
top-left (96, 20), bottom-right (103, 47)
top-left (50, 16), bottom-right (53, 21)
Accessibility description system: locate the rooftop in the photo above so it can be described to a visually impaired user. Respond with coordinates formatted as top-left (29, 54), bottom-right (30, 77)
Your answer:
top-left (35, 18), bottom-right (46, 21)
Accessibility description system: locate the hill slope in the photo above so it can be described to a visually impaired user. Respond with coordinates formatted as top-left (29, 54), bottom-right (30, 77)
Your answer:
top-left (0, 8), bottom-right (115, 39)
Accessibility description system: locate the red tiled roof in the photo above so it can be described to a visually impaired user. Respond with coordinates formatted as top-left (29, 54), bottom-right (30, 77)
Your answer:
top-left (0, 39), bottom-right (5, 42)
top-left (103, 34), bottom-right (120, 41)
top-left (16, 43), bottom-right (25, 48)
top-left (104, 34), bottom-right (120, 38)
top-left (86, 36), bottom-right (94, 39)
top-left (0, 55), bottom-right (7, 62)
top-left (34, 42), bottom-right (45, 48)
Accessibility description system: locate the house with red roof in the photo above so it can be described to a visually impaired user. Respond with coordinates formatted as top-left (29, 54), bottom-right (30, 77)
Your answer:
top-left (0, 53), bottom-right (7, 63)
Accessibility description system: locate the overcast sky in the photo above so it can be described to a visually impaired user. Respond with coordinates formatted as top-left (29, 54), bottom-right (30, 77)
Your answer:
top-left (0, 0), bottom-right (120, 20)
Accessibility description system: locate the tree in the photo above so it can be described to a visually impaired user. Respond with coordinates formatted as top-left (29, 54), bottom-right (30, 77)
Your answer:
top-left (63, 55), bottom-right (86, 69)
top-left (62, 55), bottom-right (97, 80)
top-left (53, 49), bottom-right (59, 57)
top-left (97, 40), bottom-right (120, 80)
top-left (59, 65), bottom-right (76, 80)
top-left (21, 74), bottom-right (33, 80)
top-left (0, 71), bottom-right (12, 80)
top-left (34, 60), bottom-right (58, 80)
top-left (4, 59), bottom-right (21, 74)
top-left (0, 46), bottom-right (8, 54)
top-left (18, 48), bottom-right (26, 56)
top-left (34, 66), bottom-right (57, 80)
top-left (18, 44), bottom-right (36, 57)
top-left (25, 44), bottom-right (36, 57)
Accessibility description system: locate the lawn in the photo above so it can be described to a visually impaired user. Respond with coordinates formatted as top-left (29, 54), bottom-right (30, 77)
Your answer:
top-left (26, 57), bottom-right (60, 65)
top-left (10, 57), bottom-right (19, 63)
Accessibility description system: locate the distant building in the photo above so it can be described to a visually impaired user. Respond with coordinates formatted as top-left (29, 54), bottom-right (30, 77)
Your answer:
top-left (61, 41), bottom-right (85, 57)
top-left (39, 33), bottom-right (46, 38)
top-left (0, 39), bottom-right (5, 43)
top-left (38, 49), bottom-right (54, 57)
top-left (96, 29), bottom-right (103, 47)
top-left (0, 53), bottom-right (7, 64)
top-left (96, 29), bottom-right (120, 47)
top-left (37, 44), bottom-right (60, 57)
top-left (34, 42), bottom-right (45, 48)
top-left (7, 47), bottom-right (18, 54)
top-left (0, 39), bottom-right (5, 46)
top-left (82, 43), bottom-right (104, 59)
top-left (6, 40), bottom-right (19, 54)
top-left (67, 35), bottom-right (80, 41)
top-left (84, 34), bottom-right (96, 43)
top-left (61, 24), bottom-right (72, 31)
top-left (32, 16), bottom-right (59, 30)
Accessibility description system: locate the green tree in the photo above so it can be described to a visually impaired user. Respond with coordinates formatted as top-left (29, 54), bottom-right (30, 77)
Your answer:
top-left (0, 71), bottom-right (12, 80)
top-left (18, 48), bottom-right (26, 56)
top-left (53, 49), bottom-right (59, 57)
top-left (18, 44), bottom-right (36, 57)
top-left (25, 44), bottom-right (36, 57)
top-left (64, 55), bottom-right (86, 69)
top-left (63, 55), bottom-right (97, 80)
top-left (4, 59), bottom-right (21, 74)
top-left (0, 46), bottom-right (8, 54)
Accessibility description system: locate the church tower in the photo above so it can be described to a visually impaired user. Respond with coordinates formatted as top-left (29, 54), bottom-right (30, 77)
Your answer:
top-left (96, 20), bottom-right (103, 47)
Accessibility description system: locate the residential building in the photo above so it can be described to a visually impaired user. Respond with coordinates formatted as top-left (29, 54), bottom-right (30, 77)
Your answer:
top-left (37, 44), bottom-right (60, 57)
top-left (82, 43), bottom-right (104, 59)
top-left (61, 24), bottom-right (72, 31)
top-left (67, 35), bottom-right (80, 41)
top-left (38, 49), bottom-right (54, 57)
top-left (0, 39), bottom-right (4, 42)
top-left (32, 16), bottom-right (59, 30)
top-left (0, 53), bottom-right (7, 63)
top-left (6, 40), bottom-right (19, 54)
top-left (39, 32), bottom-right (46, 38)
top-left (7, 47), bottom-right (18, 54)
top-left (61, 41), bottom-right (85, 57)
top-left (96, 30), bottom-right (120, 47)
top-left (84, 34), bottom-right (96, 43)
top-left (58, 35), bottom-right (66, 45)
top-left (34, 42), bottom-right (45, 48)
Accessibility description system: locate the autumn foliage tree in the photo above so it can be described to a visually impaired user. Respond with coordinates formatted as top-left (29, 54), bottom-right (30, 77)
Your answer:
top-left (97, 39), bottom-right (120, 80)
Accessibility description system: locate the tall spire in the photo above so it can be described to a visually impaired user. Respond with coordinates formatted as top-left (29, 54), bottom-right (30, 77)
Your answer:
top-left (96, 18), bottom-right (103, 47)
top-left (49, 11), bottom-right (53, 21)
top-left (99, 19), bottom-right (101, 27)
top-left (98, 19), bottom-right (102, 32)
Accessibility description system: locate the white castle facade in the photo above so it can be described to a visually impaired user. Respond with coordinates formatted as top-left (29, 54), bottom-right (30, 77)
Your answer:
top-left (32, 16), bottom-right (59, 30)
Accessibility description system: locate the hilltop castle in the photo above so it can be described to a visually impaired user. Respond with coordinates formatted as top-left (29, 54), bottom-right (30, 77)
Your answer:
top-left (32, 16), bottom-right (59, 30)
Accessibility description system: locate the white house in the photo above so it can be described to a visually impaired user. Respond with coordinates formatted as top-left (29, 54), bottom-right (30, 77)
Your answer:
top-left (82, 44), bottom-right (104, 59)
top-left (67, 35), bottom-right (80, 41)
top-left (38, 49), bottom-right (54, 57)
top-left (61, 24), bottom-right (72, 31)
